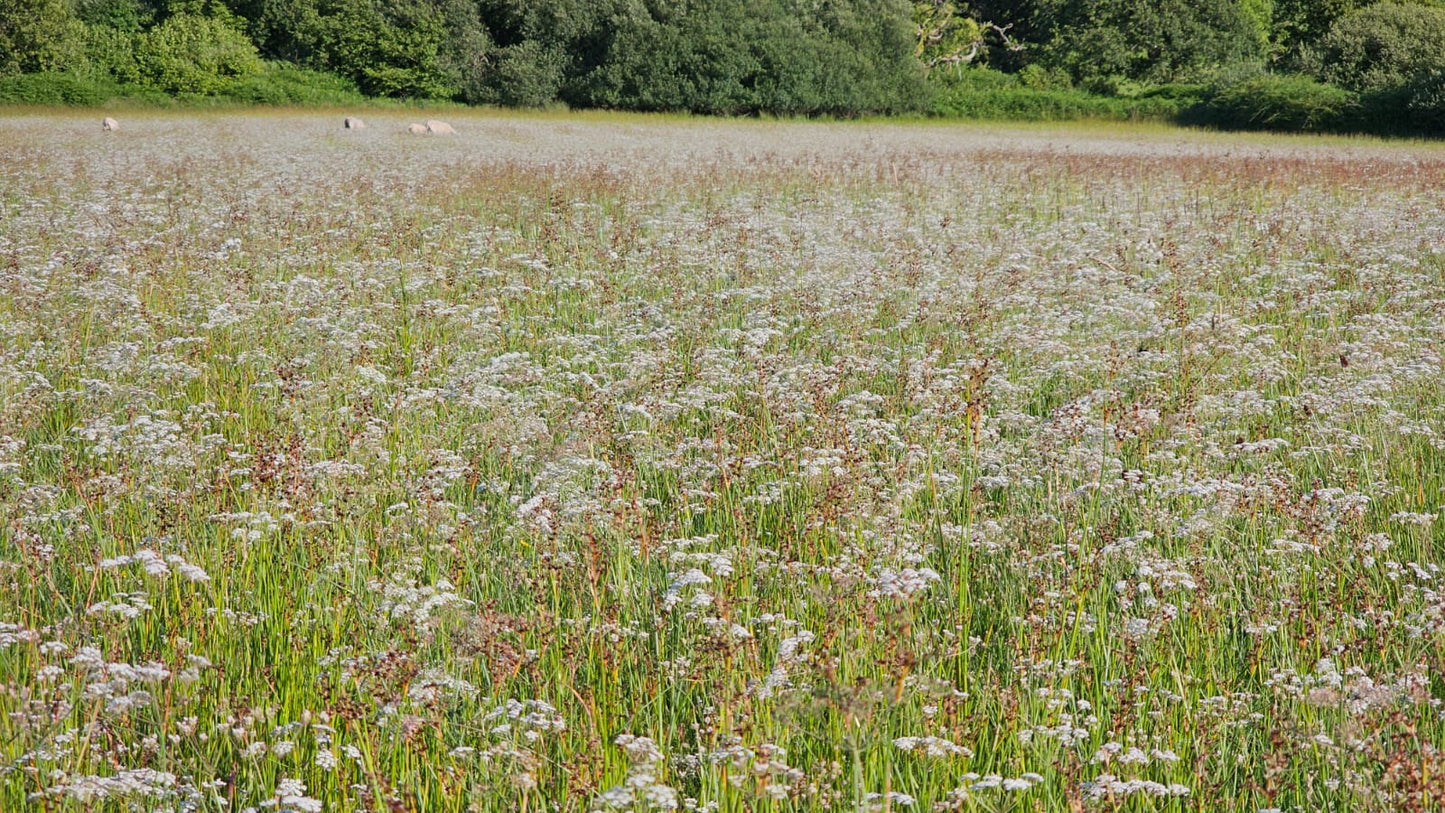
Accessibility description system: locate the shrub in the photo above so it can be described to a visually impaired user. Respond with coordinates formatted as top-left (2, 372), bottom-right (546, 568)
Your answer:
top-left (0, 71), bottom-right (113, 104)
top-left (1139, 83), bottom-right (1210, 103)
top-left (221, 63), bottom-right (363, 104)
top-left (929, 67), bottom-right (1019, 92)
top-left (1195, 74), bottom-right (1357, 131)
top-left (1019, 64), bottom-right (1074, 91)
top-left (1404, 68), bottom-right (1445, 133)
top-left (134, 14), bottom-right (264, 95)
top-left (1316, 2), bottom-right (1445, 93)
top-left (926, 70), bottom-right (1206, 122)
top-left (930, 84), bottom-right (1192, 121)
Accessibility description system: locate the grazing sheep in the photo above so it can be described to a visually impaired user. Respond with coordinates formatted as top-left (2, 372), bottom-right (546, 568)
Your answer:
top-left (102, 117), bottom-right (119, 131)
top-left (425, 119), bottom-right (456, 135)
top-left (344, 116), bottom-right (366, 130)
top-left (407, 123), bottom-right (428, 135)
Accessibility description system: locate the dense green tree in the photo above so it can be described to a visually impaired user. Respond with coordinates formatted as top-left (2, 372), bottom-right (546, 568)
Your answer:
top-left (431, 0), bottom-right (492, 104)
top-left (133, 12), bottom-right (262, 93)
top-left (581, 0), bottom-right (758, 113)
top-left (1239, 0), bottom-right (1273, 51)
top-left (76, 3), bottom-right (145, 84)
top-left (1270, 0), bottom-right (1371, 61)
top-left (1314, 2), bottom-right (1445, 92)
top-left (796, 0), bottom-right (926, 113)
top-left (219, 0), bottom-right (472, 98)
top-left (1200, 73), bottom-right (1356, 130)
top-left (74, 0), bottom-right (156, 32)
top-left (1405, 67), bottom-right (1445, 129)
top-left (0, 0), bottom-right (87, 76)
top-left (163, 0), bottom-right (238, 17)
top-left (1031, 0), bottom-right (1264, 84)
top-left (484, 39), bottom-right (568, 106)
top-left (301, 0), bottom-right (454, 97)
top-left (578, 0), bottom-right (923, 115)
top-left (468, 0), bottom-right (633, 106)
top-left (221, 0), bottom-right (321, 62)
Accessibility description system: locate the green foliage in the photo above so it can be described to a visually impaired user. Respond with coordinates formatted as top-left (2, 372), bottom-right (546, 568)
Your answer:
top-left (930, 68), bottom-right (1202, 120)
top-left (476, 0), bottom-right (624, 106)
top-left (80, 19), bottom-right (143, 84)
top-left (221, 62), bottom-right (363, 104)
top-left (931, 64), bottom-right (1018, 91)
top-left (804, 0), bottom-right (929, 114)
top-left (1239, 0), bottom-right (1273, 51)
top-left (486, 40), bottom-right (567, 107)
top-left (1017, 63), bottom-right (1073, 91)
top-left (222, 0), bottom-right (478, 100)
top-left (2, 0), bottom-right (1443, 133)
top-left (431, 0), bottom-right (493, 104)
top-left (1314, 2), bottom-right (1445, 92)
top-left (0, 62), bottom-right (362, 107)
top-left (1346, 37), bottom-right (1445, 136)
top-left (576, 11), bottom-right (719, 112)
top-left (223, 0), bottom-right (318, 62)
top-left (1194, 73), bottom-right (1358, 130)
top-left (1032, 0), bottom-right (1266, 84)
top-left (133, 12), bottom-right (263, 94)
top-left (578, 0), bottom-right (925, 116)
top-left (74, 0), bottom-right (154, 33)
top-left (914, 1), bottom-right (985, 72)
top-left (1270, 0), bottom-right (1370, 62)
top-left (302, 0), bottom-right (455, 98)
top-left (0, 0), bottom-right (88, 76)
top-left (1402, 67), bottom-right (1445, 131)
top-left (0, 71), bottom-right (114, 103)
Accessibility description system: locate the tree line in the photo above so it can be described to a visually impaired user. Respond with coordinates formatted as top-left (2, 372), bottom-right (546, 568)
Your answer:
top-left (3, 0), bottom-right (1444, 132)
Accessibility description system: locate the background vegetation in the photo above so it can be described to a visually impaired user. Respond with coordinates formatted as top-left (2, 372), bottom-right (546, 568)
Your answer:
top-left (3, 0), bottom-right (1445, 133)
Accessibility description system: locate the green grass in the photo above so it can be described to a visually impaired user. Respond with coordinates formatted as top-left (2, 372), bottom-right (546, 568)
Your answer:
top-left (0, 113), bottom-right (1443, 811)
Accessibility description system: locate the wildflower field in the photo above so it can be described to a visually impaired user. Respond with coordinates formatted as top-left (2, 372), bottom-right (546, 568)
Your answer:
top-left (3, 112), bottom-right (1445, 812)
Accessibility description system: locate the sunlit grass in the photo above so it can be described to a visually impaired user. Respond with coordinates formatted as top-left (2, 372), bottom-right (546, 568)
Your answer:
top-left (1, 113), bottom-right (1444, 812)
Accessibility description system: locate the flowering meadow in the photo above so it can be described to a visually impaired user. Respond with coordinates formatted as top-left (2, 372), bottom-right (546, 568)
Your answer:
top-left (2, 112), bottom-right (1445, 811)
